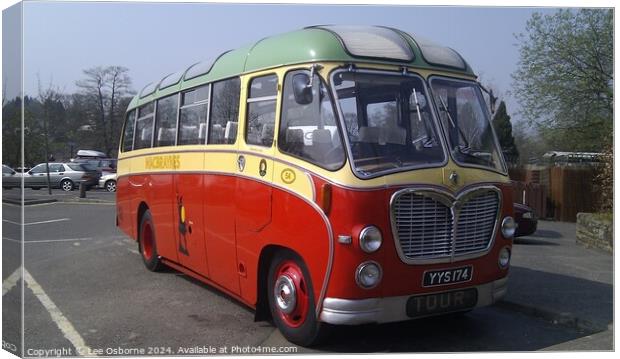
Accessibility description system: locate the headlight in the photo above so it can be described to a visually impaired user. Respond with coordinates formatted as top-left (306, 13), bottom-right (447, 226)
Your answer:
top-left (501, 216), bottom-right (517, 239)
top-left (498, 247), bottom-right (511, 269)
top-left (522, 212), bottom-right (533, 219)
top-left (359, 226), bottom-right (382, 253)
top-left (355, 261), bottom-right (382, 289)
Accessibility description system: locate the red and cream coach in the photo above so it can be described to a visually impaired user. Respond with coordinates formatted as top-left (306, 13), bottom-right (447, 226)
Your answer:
top-left (117, 25), bottom-right (515, 346)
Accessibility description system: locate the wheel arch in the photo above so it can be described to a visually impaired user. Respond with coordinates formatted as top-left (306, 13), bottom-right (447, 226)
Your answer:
top-left (137, 201), bottom-right (149, 237)
top-left (60, 177), bottom-right (74, 185)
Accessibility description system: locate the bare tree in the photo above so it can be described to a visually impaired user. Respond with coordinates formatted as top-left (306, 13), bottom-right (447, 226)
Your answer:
top-left (76, 66), bottom-right (133, 156)
top-left (107, 66), bottom-right (133, 153)
top-left (37, 76), bottom-right (65, 194)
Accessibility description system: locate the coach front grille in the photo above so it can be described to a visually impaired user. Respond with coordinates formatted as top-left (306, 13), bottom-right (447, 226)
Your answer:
top-left (390, 187), bottom-right (501, 264)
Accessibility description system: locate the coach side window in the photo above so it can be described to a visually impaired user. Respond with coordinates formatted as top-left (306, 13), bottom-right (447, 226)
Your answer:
top-left (179, 85), bottom-right (209, 145)
top-left (246, 75), bottom-right (277, 147)
top-left (134, 102), bottom-right (155, 150)
top-left (122, 110), bottom-right (136, 152)
top-left (154, 94), bottom-right (179, 147)
top-left (209, 77), bottom-right (241, 145)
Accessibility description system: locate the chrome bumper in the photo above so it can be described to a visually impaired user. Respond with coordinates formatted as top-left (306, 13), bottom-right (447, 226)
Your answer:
top-left (320, 276), bottom-right (508, 325)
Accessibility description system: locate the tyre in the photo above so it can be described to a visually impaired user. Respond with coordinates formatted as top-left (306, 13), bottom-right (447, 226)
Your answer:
top-left (60, 179), bottom-right (74, 192)
top-left (138, 209), bottom-right (164, 272)
top-left (105, 180), bottom-right (117, 192)
top-left (267, 251), bottom-right (329, 347)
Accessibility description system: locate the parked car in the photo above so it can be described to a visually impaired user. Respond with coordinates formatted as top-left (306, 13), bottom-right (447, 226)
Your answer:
top-left (2, 165), bottom-right (22, 189)
top-left (23, 162), bottom-right (101, 191)
top-left (514, 203), bottom-right (538, 237)
top-left (99, 172), bottom-right (117, 192)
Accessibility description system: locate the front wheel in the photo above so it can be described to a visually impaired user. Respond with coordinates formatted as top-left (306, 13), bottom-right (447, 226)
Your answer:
top-left (138, 210), bottom-right (164, 272)
top-left (267, 251), bottom-right (329, 347)
top-left (60, 179), bottom-right (74, 192)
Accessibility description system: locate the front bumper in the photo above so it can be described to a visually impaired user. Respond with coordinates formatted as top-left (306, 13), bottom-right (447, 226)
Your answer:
top-left (320, 276), bottom-right (508, 325)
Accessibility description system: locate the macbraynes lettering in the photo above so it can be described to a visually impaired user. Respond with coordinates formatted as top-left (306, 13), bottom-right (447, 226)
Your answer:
top-left (145, 155), bottom-right (181, 170)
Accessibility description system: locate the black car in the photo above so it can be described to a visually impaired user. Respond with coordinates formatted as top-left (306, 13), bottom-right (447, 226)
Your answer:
top-left (514, 203), bottom-right (538, 237)
top-left (72, 158), bottom-right (117, 173)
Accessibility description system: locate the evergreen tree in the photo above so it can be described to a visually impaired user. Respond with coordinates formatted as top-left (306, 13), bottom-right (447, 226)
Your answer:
top-left (492, 101), bottom-right (519, 165)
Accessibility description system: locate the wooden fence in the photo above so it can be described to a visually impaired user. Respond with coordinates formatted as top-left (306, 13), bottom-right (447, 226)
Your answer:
top-left (510, 166), bottom-right (598, 222)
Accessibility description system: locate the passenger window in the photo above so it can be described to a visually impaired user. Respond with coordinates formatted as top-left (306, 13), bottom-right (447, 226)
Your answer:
top-left (179, 85), bottom-right (209, 145)
top-left (134, 103), bottom-right (155, 150)
top-left (30, 164), bottom-right (46, 174)
top-left (49, 164), bottom-right (63, 172)
top-left (246, 75), bottom-right (277, 147)
top-left (209, 77), bottom-right (240, 145)
top-left (279, 70), bottom-right (345, 170)
top-left (122, 110), bottom-right (136, 152)
top-left (154, 95), bottom-right (178, 147)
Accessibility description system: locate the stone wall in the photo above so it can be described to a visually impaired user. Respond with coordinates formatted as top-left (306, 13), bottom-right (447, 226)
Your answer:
top-left (576, 213), bottom-right (613, 253)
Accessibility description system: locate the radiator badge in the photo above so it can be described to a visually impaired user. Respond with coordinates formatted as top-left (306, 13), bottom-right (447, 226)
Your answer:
top-left (449, 171), bottom-right (459, 185)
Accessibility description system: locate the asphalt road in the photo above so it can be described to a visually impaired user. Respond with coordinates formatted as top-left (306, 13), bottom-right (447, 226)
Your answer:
top-left (1, 189), bottom-right (614, 355)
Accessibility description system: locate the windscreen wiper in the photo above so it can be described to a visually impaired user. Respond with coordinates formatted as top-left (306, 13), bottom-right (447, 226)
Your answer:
top-left (410, 89), bottom-right (435, 147)
top-left (437, 95), bottom-right (471, 152)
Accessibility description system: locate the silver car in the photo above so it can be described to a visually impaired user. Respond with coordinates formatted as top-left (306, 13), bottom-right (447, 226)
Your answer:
top-left (98, 172), bottom-right (117, 192)
top-left (2, 165), bottom-right (22, 189)
top-left (23, 162), bottom-right (101, 191)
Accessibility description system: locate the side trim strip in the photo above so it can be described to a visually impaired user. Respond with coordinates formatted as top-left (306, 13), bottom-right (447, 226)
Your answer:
top-left (118, 148), bottom-right (508, 192)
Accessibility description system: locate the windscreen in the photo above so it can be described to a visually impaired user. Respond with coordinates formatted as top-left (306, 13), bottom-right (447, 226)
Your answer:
top-left (332, 71), bottom-right (446, 177)
top-left (429, 77), bottom-right (506, 173)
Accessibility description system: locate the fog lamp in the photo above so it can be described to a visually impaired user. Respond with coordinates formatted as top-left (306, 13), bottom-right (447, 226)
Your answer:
top-left (498, 247), bottom-right (511, 269)
top-left (355, 261), bottom-right (382, 289)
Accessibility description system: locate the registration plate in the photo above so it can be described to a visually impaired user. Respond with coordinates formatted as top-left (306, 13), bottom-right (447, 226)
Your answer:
top-left (423, 265), bottom-right (473, 287)
top-left (406, 288), bottom-right (478, 317)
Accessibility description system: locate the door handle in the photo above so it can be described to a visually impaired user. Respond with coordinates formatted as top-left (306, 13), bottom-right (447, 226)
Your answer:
top-left (237, 155), bottom-right (246, 172)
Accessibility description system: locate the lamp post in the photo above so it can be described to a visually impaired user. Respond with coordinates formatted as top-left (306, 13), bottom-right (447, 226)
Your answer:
top-left (42, 114), bottom-right (52, 195)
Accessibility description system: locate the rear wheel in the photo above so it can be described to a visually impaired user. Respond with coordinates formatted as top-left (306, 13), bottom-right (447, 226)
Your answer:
top-left (267, 251), bottom-right (328, 347)
top-left (60, 179), bottom-right (74, 192)
top-left (138, 210), bottom-right (164, 272)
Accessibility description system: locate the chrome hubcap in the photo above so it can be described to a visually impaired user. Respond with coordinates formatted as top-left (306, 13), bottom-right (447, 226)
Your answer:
top-left (62, 182), bottom-right (71, 191)
top-left (274, 275), bottom-right (296, 314)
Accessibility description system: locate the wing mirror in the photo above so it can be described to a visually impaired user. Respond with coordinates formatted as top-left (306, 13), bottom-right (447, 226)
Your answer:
top-left (292, 65), bottom-right (322, 105)
top-left (292, 73), bottom-right (313, 105)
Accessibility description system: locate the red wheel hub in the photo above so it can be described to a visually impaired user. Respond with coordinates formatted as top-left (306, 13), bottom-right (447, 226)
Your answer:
top-left (273, 260), bottom-right (309, 328)
top-left (141, 221), bottom-right (154, 260)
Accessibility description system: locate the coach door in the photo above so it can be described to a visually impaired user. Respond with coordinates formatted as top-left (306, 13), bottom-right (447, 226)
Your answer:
top-left (235, 74), bottom-right (277, 231)
top-left (167, 90), bottom-right (210, 278)
top-left (202, 78), bottom-right (243, 295)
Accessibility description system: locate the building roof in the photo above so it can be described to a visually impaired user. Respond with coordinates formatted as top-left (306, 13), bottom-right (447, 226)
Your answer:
top-left (128, 25), bottom-right (475, 110)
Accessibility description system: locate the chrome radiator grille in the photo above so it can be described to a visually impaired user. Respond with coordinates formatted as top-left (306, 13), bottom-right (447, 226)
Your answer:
top-left (454, 191), bottom-right (500, 255)
top-left (391, 188), bottom-right (500, 262)
top-left (393, 194), bottom-right (454, 258)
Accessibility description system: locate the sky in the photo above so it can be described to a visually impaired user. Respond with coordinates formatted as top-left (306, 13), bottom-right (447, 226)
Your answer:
top-left (0, 1), bottom-right (591, 124)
